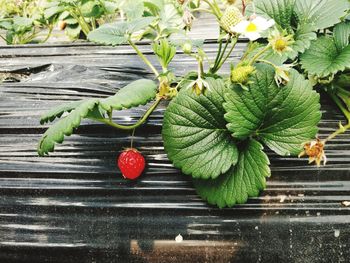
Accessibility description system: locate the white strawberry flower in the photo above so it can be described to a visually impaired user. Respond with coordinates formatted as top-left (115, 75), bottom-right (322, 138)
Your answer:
top-left (231, 16), bottom-right (275, 41)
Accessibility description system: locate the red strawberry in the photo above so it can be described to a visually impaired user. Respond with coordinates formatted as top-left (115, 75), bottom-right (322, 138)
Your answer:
top-left (117, 148), bottom-right (146, 180)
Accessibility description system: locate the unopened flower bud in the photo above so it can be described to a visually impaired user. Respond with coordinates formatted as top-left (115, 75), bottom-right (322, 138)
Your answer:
top-left (182, 42), bottom-right (192, 54)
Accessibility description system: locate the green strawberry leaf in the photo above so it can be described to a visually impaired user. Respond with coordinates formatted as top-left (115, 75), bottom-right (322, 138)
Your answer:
top-left (291, 24), bottom-right (317, 55)
top-left (194, 139), bottom-right (270, 208)
top-left (38, 79), bottom-right (158, 156)
top-left (250, 0), bottom-right (347, 62)
top-left (294, 0), bottom-right (349, 31)
top-left (224, 64), bottom-right (321, 156)
top-left (253, 0), bottom-right (349, 31)
top-left (38, 99), bottom-right (99, 156)
top-left (162, 78), bottom-right (238, 180)
top-left (333, 21), bottom-right (350, 51)
top-left (126, 16), bottom-right (157, 33)
top-left (253, 0), bottom-right (295, 33)
top-left (300, 36), bottom-right (350, 77)
top-left (87, 17), bottom-right (156, 45)
top-left (40, 100), bottom-right (83, 124)
top-left (158, 3), bottom-right (184, 36)
top-left (87, 22), bottom-right (128, 45)
top-left (65, 24), bottom-right (82, 40)
top-left (99, 79), bottom-right (158, 112)
top-left (118, 0), bottom-right (145, 21)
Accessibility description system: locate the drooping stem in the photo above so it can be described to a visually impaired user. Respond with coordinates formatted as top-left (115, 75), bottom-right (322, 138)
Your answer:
top-left (93, 97), bottom-right (162, 131)
top-left (324, 91), bottom-right (350, 143)
top-left (128, 40), bottom-right (160, 78)
top-left (130, 128), bottom-right (136, 148)
top-left (324, 122), bottom-right (350, 143)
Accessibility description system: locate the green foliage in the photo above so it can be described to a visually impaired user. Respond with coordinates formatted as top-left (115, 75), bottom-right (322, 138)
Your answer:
top-left (158, 3), bottom-right (184, 36)
top-left (38, 99), bottom-right (99, 156)
top-left (87, 17), bottom-right (156, 45)
top-left (38, 79), bottom-right (157, 155)
top-left (162, 78), bottom-right (238, 180)
top-left (194, 139), bottom-right (270, 208)
top-left (40, 100), bottom-right (83, 125)
top-left (32, 0), bottom-right (338, 208)
top-left (300, 35), bottom-right (350, 78)
top-left (0, 16), bottom-right (35, 44)
top-left (294, 0), bottom-right (349, 31)
top-left (152, 39), bottom-right (176, 70)
top-left (251, 0), bottom-right (349, 60)
top-left (117, 0), bottom-right (144, 21)
top-left (99, 79), bottom-right (157, 112)
top-left (224, 64), bottom-right (321, 155)
top-left (334, 22), bottom-right (350, 51)
top-left (44, 0), bottom-right (120, 39)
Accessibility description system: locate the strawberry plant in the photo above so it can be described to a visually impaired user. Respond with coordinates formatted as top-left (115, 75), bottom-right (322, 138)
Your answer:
top-left (43, 0), bottom-right (119, 39)
top-left (0, 0), bottom-right (55, 44)
top-left (37, 0), bottom-right (350, 207)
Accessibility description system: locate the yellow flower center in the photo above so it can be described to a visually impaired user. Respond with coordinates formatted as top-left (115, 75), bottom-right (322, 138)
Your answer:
top-left (246, 22), bottom-right (257, 32)
top-left (275, 38), bottom-right (288, 52)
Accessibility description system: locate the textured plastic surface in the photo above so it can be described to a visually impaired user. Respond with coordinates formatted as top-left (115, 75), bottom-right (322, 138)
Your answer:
top-left (0, 39), bottom-right (350, 262)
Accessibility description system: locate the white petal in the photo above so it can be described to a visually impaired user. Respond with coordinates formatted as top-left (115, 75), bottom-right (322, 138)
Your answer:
top-left (245, 32), bottom-right (261, 41)
top-left (252, 16), bottom-right (268, 25)
top-left (231, 20), bottom-right (250, 34)
top-left (253, 16), bottom-right (275, 31)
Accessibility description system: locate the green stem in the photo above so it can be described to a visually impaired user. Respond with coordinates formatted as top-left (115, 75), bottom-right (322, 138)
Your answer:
top-left (40, 24), bottom-right (53, 43)
top-left (93, 97), bottom-right (162, 131)
top-left (75, 7), bottom-right (92, 32)
top-left (217, 39), bottom-right (230, 64)
top-left (202, 0), bottom-right (221, 19)
top-left (210, 39), bottom-right (229, 74)
top-left (324, 122), bottom-right (350, 143)
top-left (0, 34), bottom-right (10, 45)
top-left (198, 57), bottom-right (204, 78)
top-left (257, 59), bottom-right (274, 66)
top-left (337, 87), bottom-right (350, 97)
top-left (249, 44), bottom-right (271, 65)
top-left (91, 18), bottom-right (97, 31)
top-left (215, 37), bottom-right (238, 71)
top-left (70, 11), bottom-right (90, 36)
top-left (211, 39), bottom-right (223, 72)
top-left (328, 91), bottom-right (350, 121)
top-left (191, 8), bottom-right (213, 14)
top-left (128, 40), bottom-right (160, 78)
top-left (130, 128), bottom-right (136, 148)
